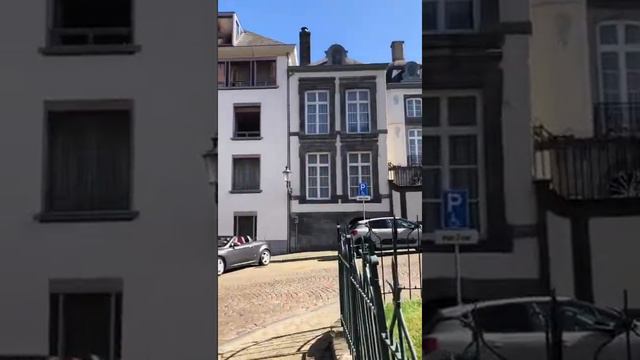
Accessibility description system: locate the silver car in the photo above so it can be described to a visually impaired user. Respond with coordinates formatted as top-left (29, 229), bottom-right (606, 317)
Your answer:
top-left (348, 217), bottom-right (422, 250)
top-left (217, 235), bottom-right (271, 275)
top-left (424, 296), bottom-right (640, 360)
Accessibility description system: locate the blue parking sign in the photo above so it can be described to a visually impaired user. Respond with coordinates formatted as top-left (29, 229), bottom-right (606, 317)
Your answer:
top-left (358, 182), bottom-right (369, 197)
top-left (442, 190), bottom-right (469, 229)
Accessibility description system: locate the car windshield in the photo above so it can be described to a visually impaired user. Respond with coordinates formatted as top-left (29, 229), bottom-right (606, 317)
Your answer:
top-left (218, 237), bottom-right (233, 247)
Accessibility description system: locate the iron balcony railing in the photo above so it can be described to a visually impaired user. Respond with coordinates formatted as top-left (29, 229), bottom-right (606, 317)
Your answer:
top-left (533, 125), bottom-right (640, 199)
top-left (594, 102), bottom-right (640, 137)
top-left (388, 166), bottom-right (422, 187)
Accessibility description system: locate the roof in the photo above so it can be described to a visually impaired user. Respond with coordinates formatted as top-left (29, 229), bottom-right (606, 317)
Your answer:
top-left (439, 296), bottom-right (572, 318)
top-left (235, 30), bottom-right (288, 47)
top-left (310, 57), bottom-right (362, 66)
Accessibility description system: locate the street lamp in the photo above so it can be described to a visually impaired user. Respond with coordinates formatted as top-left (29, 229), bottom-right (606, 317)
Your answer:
top-left (283, 165), bottom-right (292, 194)
top-left (283, 165), bottom-right (292, 253)
top-left (202, 136), bottom-right (218, 203)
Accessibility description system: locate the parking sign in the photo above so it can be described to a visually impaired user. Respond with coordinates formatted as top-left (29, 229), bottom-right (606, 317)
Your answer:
top-left (442, 190), bottom-right (469, 229)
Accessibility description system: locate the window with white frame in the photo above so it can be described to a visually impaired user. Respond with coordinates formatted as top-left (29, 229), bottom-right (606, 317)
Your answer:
top-left (407, 128), bottom-right (422, 166)
top-left (423, 93), bottom-right (484, 233)
top-left (306, 153), bottom-right (331, 199)
top-left (305, 90), bottom-right (330, 134)
top-left (424, 0), bottom-right (476, 33)
top-left (598, 22), bottom-right (640, 103)
top-left (346, 89), bottom-right (370, 133)
top-left (347, 152), bottom-right (373, 198)
top-left (406, 97), bottom-right (422, 118)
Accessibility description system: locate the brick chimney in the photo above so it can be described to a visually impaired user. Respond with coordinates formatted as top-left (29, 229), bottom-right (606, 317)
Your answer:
top-left (391, 40), bottom-right (405, 64)
top-left (300, 27), bottom-right (311, 66)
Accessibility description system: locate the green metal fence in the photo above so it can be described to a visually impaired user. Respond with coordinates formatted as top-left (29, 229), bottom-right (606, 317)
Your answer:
top-left (337, 219), bottom-right (418, 360)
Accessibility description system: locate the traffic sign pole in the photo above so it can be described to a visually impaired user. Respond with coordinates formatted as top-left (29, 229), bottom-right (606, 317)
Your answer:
top-left (455, 244), bottom-right (461, 305)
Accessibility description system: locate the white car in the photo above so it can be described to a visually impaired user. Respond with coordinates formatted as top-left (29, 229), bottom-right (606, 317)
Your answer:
top-left (424, 296), bottom-right (640, 360)
top-left (348, 217), bottom-right (422, 250)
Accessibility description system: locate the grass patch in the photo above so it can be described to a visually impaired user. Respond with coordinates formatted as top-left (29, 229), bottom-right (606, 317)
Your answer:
top-left (384, 299), bottom-right (422, 359)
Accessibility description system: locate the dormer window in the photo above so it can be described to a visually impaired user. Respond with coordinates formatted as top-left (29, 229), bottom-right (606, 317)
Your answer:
top-left (424, 0), bottom-right (477, 33)
top-left (326, 45), bottom-right (348, 65)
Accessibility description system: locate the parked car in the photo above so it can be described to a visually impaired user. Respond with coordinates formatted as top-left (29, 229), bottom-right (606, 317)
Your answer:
top-left (424, 296), bottom-right (640, 360)
top-left (217, 235), bottom-right (271, 275)
top-left (348, 217), bottom-right (422, 250)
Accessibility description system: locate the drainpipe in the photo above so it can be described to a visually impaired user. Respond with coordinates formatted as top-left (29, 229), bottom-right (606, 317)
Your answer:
top-left (286, 53), bottom-right (293, 253)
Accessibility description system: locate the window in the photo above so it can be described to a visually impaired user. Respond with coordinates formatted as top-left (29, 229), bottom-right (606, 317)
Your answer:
top-left (229, 61), bottom-right (251, 87)
top-left (234, 106), bottom-right (260, 138)
top-left (407, 128), bottom-right (422, 166)
top-left (219, 60), bottom-right (277, 88)
top-left (232, 157), bottom-right (260, 191)
top-left (255, 60), bottom-right (277, 86)
top-left (532, 301), bottom-right (621, 332)
top-left (48, 0), bottom-right (133, 47)
top-left (424, 0), bottom-right (476, 33)
top-left (234, 214), bottom-right (257, 238)
top-left (347, 152), bottom-right (373, 198)
top-left (50, 291), bottom-right (122, 360)
top-left (45, 108), bottom-right (131, 214)
top-left (473, 303), bottom-right (537, 333)
top-left (598, 22), bottom-right (640, 103)
top-left (306, 153), bottom-right (331, 199)
top-left (305, 91), bottom-right (330, 134)
top-left (369, 219), bottom-right (392, 229)
top-left (346, 90), bottom-right (371, 133)
top-left (423, 94), bottom-right (484, 233)
top-left (218, 62), bottom-right (226, 87)
top-left (406, 98), bottom-right (422, 118)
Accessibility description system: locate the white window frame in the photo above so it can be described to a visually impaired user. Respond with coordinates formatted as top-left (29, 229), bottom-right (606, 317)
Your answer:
top-left (407, 128), bottom-right (422, 166)
top-left (305, 90), bottom-right (330, 134)
top-left (597, 21), bottom-right (640, 103)
top-left (406, 97), bottom-right (423, 118)
top-left (345, 89), bottom-right (371, 134)
top-left (424, 0), bottom-right (479, 34)
top-left (423, 91), bottom-right (486, 236)
top-left (306, 153), bottom-right (331, 200)
top-left (347, 151), bottom-right (373, 199)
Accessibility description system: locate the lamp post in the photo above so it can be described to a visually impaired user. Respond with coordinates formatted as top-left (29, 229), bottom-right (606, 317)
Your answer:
top-left (283, 166), bottom-right (292, 253)
top-left (203, 137), bottom-right (218, 203)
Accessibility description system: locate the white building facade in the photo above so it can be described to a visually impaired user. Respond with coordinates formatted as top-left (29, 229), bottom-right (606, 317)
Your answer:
top-left (288, 30), bottom-right (391, 251)
top-left (217, 13), bottom-right (297, 255)
top-left (0, 0), bottom-right (217, 359)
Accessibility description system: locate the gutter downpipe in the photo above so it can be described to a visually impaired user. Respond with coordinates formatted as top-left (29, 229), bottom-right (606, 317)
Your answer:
top-left (286, 52), bottom-right (293, 253)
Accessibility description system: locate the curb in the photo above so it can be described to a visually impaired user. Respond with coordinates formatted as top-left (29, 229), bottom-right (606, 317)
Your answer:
top-left (329, 319), bottom-right (352, 360)
top-left (270, 253), bottom-right (337, 264)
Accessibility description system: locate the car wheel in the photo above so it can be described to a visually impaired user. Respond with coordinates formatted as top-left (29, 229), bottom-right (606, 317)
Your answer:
top-left (259, 250), bottom-right (271, 266)
top-left (218, 257), bottom-right (225, 276)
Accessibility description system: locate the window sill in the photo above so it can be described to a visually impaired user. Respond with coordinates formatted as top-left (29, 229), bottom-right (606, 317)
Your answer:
top-left (39, 44), bottom-right (141, 56)
top-left (35, 210), bottom-right (139, 223)
top-left (230, 190), bottom-right (263, 194)
top-left (231, 137), bottom-right (263, 141)
top-left (219, 85), bottom-right (279, 90)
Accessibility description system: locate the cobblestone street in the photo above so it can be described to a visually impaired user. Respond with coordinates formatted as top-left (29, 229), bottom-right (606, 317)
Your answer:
top-left (218, 250), bottom-right (423, 354)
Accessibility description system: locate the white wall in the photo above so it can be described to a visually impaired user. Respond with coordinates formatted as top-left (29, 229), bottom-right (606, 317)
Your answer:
top-left (423, 238), bottom-right (540, 279)
top-left (0, 1), bottom-right (217, 358)
top-left (590, 217), bottom-right (640, 309)
top-left (386, 88), bottom-right (421, 166)
top-left (547, 212), bottom-right (575, 298)
top-left (218, 55), bottom-right (289, 244)
top-left (531, 0), bottom-right (593, 136)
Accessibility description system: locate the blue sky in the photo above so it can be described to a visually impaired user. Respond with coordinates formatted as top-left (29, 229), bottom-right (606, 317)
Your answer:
top-left (219, 0), bottom-right (421, 64)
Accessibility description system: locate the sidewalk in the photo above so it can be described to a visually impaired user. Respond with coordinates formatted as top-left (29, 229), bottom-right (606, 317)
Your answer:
top-left (218, 302), bottom-right (340, 360)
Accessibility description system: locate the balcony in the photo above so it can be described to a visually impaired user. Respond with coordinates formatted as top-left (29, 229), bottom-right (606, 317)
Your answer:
top-left (388, 164), bottom-right (422, 187)
top-left (594, 102), bottom-right (640, 137)
top-left (533, 125), bottom-right (640, 200)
